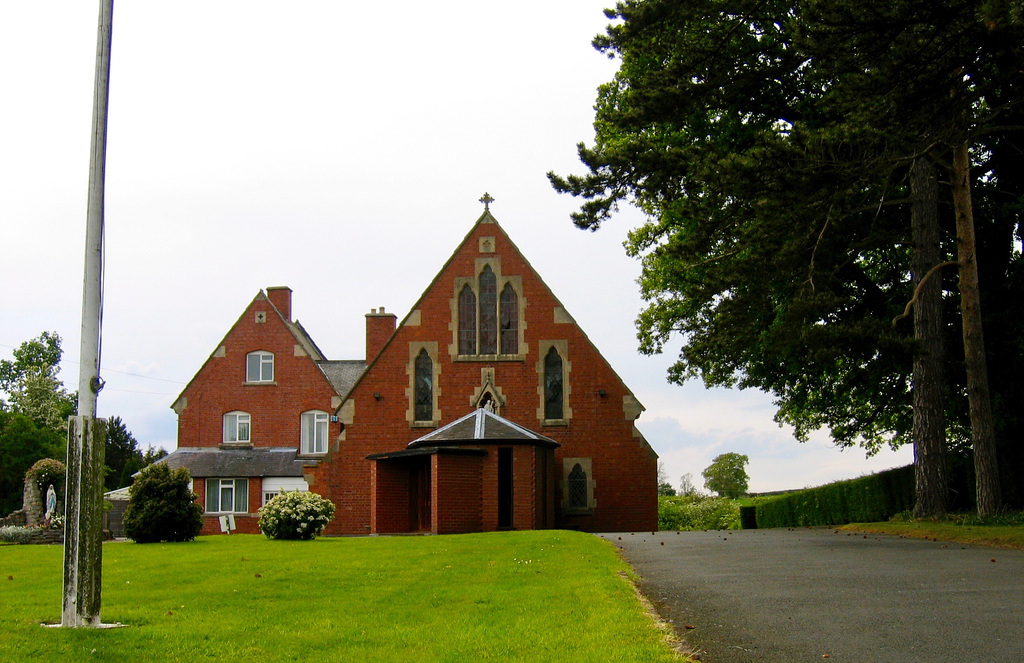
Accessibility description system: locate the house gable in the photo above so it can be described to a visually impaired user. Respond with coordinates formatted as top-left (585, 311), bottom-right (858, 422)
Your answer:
top-left (173, 289), bottom-right (345, 452)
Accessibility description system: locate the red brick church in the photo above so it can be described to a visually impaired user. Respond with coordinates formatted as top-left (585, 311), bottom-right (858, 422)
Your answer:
top-left (164, 202), bottom-right (658, 535)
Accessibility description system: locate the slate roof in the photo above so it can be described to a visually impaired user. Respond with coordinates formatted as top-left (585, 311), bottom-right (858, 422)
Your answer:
top-left (157, 447), bottom-right (307, 478)
top-left (408, 409), bottom-right (560, 448)
top-left (317, 360), bottom-right (366, 397)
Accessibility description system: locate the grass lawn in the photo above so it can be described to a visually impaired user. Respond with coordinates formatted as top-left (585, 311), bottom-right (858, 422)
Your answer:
top-left (840, 518), bottom-right (1024, 549)
top-left (0, 530), bottom-right (687, 661)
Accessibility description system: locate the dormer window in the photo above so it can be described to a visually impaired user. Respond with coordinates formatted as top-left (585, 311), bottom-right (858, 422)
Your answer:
top-left (246, 351), bottom-right (274, 382)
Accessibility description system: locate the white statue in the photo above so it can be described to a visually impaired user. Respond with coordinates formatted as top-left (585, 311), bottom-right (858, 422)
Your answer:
top-left (44, 484), bottom-right (57, 526)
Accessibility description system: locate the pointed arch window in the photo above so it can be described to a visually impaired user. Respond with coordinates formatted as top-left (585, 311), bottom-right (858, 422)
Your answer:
top-left (499, 283), bottom-right (518, 355)
top-left (458, 285), bottom-right (477, 355)
top-left (568, 463), bottom-right (588, 510)
top-left (544, 347), bottom-right (563, 420)
top-left (453, 265), bottom-right (523, 359)
top-left (414, 349), bottom-right (433, 422)
top-left (479, 265), bottom-right (498, 354)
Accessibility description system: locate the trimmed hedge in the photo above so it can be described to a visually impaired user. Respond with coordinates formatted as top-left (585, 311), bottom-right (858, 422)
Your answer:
top-left (755, 465), bottom-right (914, 528)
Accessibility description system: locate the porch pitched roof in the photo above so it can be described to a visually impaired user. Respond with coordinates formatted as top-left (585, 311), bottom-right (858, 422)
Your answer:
top-left (407, 408), bottom-right (559, 448)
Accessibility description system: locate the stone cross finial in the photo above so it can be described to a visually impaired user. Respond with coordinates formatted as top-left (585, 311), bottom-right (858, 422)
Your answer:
top-left (479, 192), bottom-right (495, 211)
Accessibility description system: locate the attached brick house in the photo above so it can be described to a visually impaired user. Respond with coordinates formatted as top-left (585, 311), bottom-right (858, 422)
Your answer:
top-left (164, 209), bottom-right (658, 535)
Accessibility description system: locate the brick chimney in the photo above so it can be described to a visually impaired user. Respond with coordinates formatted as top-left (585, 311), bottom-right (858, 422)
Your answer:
top-left (266, 286), bottom-right (292, 321)
top-left (366, 307), bottom-right (397, 362)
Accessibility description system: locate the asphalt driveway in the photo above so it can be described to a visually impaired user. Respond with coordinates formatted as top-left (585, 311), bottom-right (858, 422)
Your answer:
top-left (600, 528), bottom-right (1024, 662)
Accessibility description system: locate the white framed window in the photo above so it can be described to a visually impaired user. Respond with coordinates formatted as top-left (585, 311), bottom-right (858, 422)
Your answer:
top-left (262, 477), bottom-right (309, 505)
top-left (205, 478), bottom-right (248, 513)
top-left (223, 411), bottom-right (251, 444)
top-left (300, 410), bottom-right (329, 454)
top-left (246, 351), bottom-right (274, 382)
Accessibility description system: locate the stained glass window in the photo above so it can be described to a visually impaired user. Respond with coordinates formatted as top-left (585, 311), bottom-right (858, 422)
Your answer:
top-left (479, 266), bottom-right (497, 354)
top-left (499, 283), bottom-right (518, 355)
top-left (414, 349), bottom-right (433, 421)
top-left (458, 285), bottom-right (477, 355)
top-left (568, 463), bottom-right (587, 509)
top-left (544, 347), bottom-right (563, 420)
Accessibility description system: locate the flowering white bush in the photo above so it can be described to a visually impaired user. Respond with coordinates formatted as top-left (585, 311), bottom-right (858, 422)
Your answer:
top-left (0, 525), bottom-right (36, 544)
top-left (258, 491), bottom-right (335, 540)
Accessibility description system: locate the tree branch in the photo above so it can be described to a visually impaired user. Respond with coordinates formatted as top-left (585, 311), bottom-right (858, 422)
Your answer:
top-left (808, 205), bottom-right (834, 293)
top-left (891, 260), bottom-right (961, 326)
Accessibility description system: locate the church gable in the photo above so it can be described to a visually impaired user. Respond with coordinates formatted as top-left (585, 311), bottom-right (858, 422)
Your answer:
top-left (363, 209), bottom-right (641, 429)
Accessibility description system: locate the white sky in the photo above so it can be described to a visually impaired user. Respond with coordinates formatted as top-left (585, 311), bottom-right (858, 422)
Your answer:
top-left (0, 1), bottom-right (912, 493)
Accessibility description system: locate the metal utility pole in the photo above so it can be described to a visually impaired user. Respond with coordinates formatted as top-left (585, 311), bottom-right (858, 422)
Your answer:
top-left (63, 0), bottom-right (113, 628)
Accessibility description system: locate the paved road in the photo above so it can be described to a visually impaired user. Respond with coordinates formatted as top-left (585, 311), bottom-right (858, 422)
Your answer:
top-left (600, 528), bottom-right (1024, 662)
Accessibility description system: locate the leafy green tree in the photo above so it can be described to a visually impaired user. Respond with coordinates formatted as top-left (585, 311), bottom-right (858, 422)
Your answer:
top-left (104, 416), bottom-right (167, 491)
top-left (0, 411), bottom-right (64, 515)
top-left (551, 0), bottom-right (1024, 514)
top-left (702, 453), bottom-right (750, 499)
top-left (797, 0), bottom-right (1022, 516)
top-left (656, 461), bottom-right (677, 495)
top-left (122, 463), bottom-right (203, 543)
top-left (0, 332), bottom-right (76, 431)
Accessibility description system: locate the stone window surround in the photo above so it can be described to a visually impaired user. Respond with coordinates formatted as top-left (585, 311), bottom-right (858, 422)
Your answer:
top-left (536, 339), bottom-right (571, 426)
top-left (449, 257), bottom-right (528, 361)
top-left (406, 341), bottom-right (441, 427)
top-left (561, 457), bottom-right (596, 515)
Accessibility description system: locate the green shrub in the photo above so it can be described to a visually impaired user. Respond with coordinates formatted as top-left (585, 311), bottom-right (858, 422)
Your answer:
top-left (755, 465), bottom-right (915, 528)
top-left (258, 491), bottom-right (335, 540)
top-left (122, 464), bottom-right (203, 543)
top-left (658, 494), bottom-right (739, 530)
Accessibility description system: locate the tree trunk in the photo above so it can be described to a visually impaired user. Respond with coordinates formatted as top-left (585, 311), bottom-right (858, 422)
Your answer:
top-left (910, 157), bottom-right (948, 518)
top-left (951, 141), bottom-right (1001, 516)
